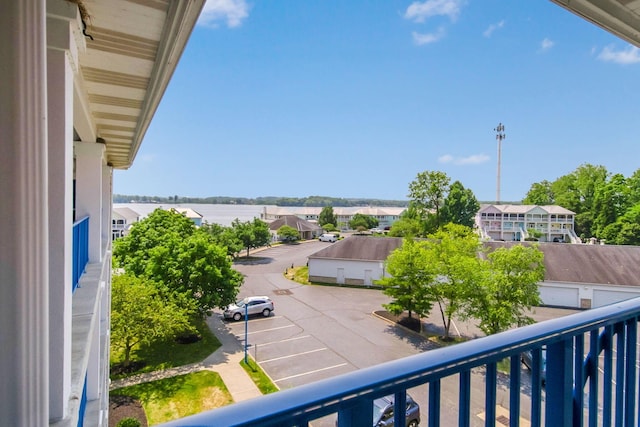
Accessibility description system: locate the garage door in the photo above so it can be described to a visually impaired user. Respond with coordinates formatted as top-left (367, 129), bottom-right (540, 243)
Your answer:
top-left (539, 286), bottom-right (579, 308)
top-left (593, 290), bottom-right (640, 308)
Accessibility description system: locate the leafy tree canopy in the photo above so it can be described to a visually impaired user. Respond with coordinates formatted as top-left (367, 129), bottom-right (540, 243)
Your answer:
top-left (441, 180), bottom-right (480, 228)
top-left (349, 213), bottom-right (378, 230)
top-left (407, 170), bottom-right (451, 234)
top-left (318, 206), bottom-right (337, 227)
top-left (470, 244), bottom-right (544, 335)
top-left (277, 225), bottom-right (300, 242)
top-left (110, 274), bottom-right (195, 367)
top-left (113, 208), bottom-right (243, 315)
top-left (231, 217), bottom-right (272, 257)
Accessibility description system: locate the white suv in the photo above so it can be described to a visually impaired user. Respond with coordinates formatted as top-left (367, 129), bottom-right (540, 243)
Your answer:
top-left (319, 233), bottom-right (338, 242)
top-left (223, 296), bottom-right (274, 321)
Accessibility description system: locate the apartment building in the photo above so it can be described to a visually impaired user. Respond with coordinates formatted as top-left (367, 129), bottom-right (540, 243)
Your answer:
top-left (476, 204), bottom-right (580, 243)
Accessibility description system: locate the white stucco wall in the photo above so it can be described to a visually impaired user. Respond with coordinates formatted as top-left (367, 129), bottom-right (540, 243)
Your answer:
top-left (308, 258), bottom-right (387, 286)
top-left (539, 281), bottom-right (640, 309)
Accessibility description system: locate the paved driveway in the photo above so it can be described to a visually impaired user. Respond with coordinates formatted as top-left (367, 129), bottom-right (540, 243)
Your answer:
top-left (218, 241), bottom-right (583, 426)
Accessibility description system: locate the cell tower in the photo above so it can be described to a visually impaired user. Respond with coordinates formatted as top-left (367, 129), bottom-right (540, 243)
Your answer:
top-left (494, 123), bottom-right (506, 203)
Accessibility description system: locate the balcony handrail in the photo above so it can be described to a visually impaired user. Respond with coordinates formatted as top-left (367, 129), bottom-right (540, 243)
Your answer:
top-left (72, 216), bottom-right (89, 293)
top-left (160, 297), bottom-right (640, 427)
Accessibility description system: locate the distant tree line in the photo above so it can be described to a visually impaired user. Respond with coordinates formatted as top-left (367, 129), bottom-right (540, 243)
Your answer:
top-left (112, 194), bottom-right (408, 207)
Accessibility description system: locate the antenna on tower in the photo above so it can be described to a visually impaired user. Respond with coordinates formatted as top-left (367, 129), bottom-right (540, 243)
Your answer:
top-left (494, 123), bottom-right (506, 203)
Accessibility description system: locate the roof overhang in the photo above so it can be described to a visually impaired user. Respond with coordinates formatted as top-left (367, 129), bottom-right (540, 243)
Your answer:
top-left (550, 0), bottom-right (640, 47)
top-left (71, 0), bottom-right (205, 169)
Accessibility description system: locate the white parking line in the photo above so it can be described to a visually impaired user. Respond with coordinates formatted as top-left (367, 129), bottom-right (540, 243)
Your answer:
top-left (260, 348), bottom-right (327, 364)
top-left (274, 363), bottom-right (349, 383)
top-left (258, 335), bottom-right (312, 347)
top-left (237, 324), bottom-right (296, 337)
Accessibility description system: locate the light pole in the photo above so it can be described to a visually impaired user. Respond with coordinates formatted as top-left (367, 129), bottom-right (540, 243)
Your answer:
top-left (494, 123), bottom-right (506, 203)
top-left (244, 305), bottom-right (249, 364)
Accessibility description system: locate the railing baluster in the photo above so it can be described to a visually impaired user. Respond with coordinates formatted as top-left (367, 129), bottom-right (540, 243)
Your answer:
top-left (574, 335), bottom-right (585, 427)
top-left (459, 370), bottom-right (471, 427)
top-left (615, 322), bottom-right (625, 427)
top-left (623, 319), bottom-right (636, 427)
top-left (485, 362), bottom-right (496, 427)
top-left (428, 379), bottom-right (441, 427)
top-left (588, 329), bottom-right (600, 427)
top-left (603, 325), bottom-right (614, 427)
top-left (509, 354), bottom-right (520, 427)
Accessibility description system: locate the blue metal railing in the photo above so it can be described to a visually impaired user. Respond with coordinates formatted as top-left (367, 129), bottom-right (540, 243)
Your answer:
top-left (77, 373), bottom-right (87, 427)
top-left (72, 216), bottom-right (89, 293)
top-left (159, 297), bottom-right (640, 427)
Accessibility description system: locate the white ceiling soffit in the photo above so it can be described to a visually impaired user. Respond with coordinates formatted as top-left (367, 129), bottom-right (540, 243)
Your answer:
top-left (551, 0), bottom-right (640, 47)
top-left (78, 0), bottom-right (205, 169)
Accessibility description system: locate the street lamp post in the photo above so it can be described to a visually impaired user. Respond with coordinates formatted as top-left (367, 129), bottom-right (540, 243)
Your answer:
top-left (244, 305), bottom-right (249, 364)
top-left (494, 123), bottom-right (506, 203)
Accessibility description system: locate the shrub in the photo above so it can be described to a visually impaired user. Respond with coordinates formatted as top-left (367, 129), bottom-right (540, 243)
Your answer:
top-left (116, 418), bottom-right (141, 427)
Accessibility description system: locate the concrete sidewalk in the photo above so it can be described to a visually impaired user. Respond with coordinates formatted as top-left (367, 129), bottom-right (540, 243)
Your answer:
top-left (110, 313), bottom-right (264, 403)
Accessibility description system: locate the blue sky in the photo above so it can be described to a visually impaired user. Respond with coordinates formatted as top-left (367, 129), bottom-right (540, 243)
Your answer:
top-left (113, 0), bottom-right (640, 203)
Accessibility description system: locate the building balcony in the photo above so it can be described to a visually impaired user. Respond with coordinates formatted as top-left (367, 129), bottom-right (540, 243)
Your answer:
top-left (160, 297), bottom-right (640, 427)
top-left (72, 216), bottom-right (89, 293)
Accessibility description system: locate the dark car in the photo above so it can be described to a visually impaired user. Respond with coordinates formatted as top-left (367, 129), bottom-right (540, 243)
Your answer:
top-left (521, 347), bottom-right (547, 384)
top-left (372, 393), bottom-right (420, 427)
top-left (335, 393), bottom-right (420, 427)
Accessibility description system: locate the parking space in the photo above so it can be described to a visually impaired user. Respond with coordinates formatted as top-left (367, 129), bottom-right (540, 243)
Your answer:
top-left (223, 314), bottom-right (355, 389)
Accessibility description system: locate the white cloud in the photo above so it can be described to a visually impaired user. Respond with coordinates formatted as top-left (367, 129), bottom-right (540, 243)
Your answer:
top-left (438, 154), bottom-right (490, 165)
top-left (539, 38), bottom-right (554, 52)
top-left (412, 28), bottom-right (446, 45)
top-left (404, 0), bottom-right (464, 23)
top-left (597, 45), bottom-right (640, 64)
top-left (199, 0), bottom-right (249, 28)
top-left (483, 20), bottom-right (504, 38)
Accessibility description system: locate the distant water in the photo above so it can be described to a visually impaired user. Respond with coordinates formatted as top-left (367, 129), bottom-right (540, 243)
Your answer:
top-left (114, 203), bottom-right (276, 227)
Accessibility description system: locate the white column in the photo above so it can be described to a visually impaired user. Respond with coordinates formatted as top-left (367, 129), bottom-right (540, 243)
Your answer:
top-left (75, 142), bottom-right (106, 263)
top-left (47, 6), bottom-right (79, 420)
top-left (0, 1), bottom-right (50, 425)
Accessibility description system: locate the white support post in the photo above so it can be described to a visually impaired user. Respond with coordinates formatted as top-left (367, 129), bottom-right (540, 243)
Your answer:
top-left (46, 3), bottom-right (81, 420)
top-left (74, 142), bottom-right (106, 263)
top-left (0, 1), bottom-right (50, 425)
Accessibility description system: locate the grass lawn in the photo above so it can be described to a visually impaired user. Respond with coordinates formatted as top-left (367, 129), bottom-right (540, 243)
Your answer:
top-left (110, 316), bottom-right (221, 379)
top-left (240, 357), bottom-right (279, 394)
top-left (111, 370), bottom-right (232, 425)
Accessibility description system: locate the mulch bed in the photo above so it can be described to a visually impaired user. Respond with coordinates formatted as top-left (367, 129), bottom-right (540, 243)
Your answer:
top-left (375, 310), bottom-right (423, 333)
top-left (109, 394), bottom-right (148, 427)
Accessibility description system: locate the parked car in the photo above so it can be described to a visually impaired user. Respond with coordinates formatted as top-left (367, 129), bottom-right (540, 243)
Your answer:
top-left (521, 346), bottom-right (547, 384)
top-left (372, 393), bottom-right (421, 427)
top-left (223, 296), bottom-right (274, 321)
top-left (319, 233), bottom-right (338, 242)
top-left (370, 228), bottom-right (384, 234)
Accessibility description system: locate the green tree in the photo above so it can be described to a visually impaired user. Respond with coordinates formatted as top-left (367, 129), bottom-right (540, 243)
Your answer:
top-left (592, 174), bottom-right (630, 238)
top-left (318, 206), bottom-right (337, 228)
top-left (349, 213), bottom-right (378, 230)
top-left (110, 274), bottom-right (195, 368)
top-left (600, 203), bottom-right (640, 245)
top-left (522, 180), bottom-right (554, 205)
top-left (470, 244), bottom-right (544, 335)
top-left (200, 222), bottom-right (243, 257)
top-left (551, 164), bottom-right (608, 237)
top-left (113, 209), bottom-right (243, 314)
top-left (378, 239), bottom-right (435, 322)
top-left (407, 170), bottom-right (451, 234)
top-left (425, 224), bottom-right (485, 339)
top-left (232, 217), bottom-right (272, 257)
top-left (441, 181), bottom-right (480, 228)
top-left (388, 203), bottom-right (423, 237)
top-left (277, 225), bottom-right (299, 242)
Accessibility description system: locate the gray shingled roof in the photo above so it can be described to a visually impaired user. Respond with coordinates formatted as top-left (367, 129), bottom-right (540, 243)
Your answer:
top-left (308, 236), bottom-right (403, 261)
top-left (484, 242), bottom-right (640, 287)
top-left (309, 237), bottom-right (640, 287)
top-left (268, 215), bottom-right (322, 232)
